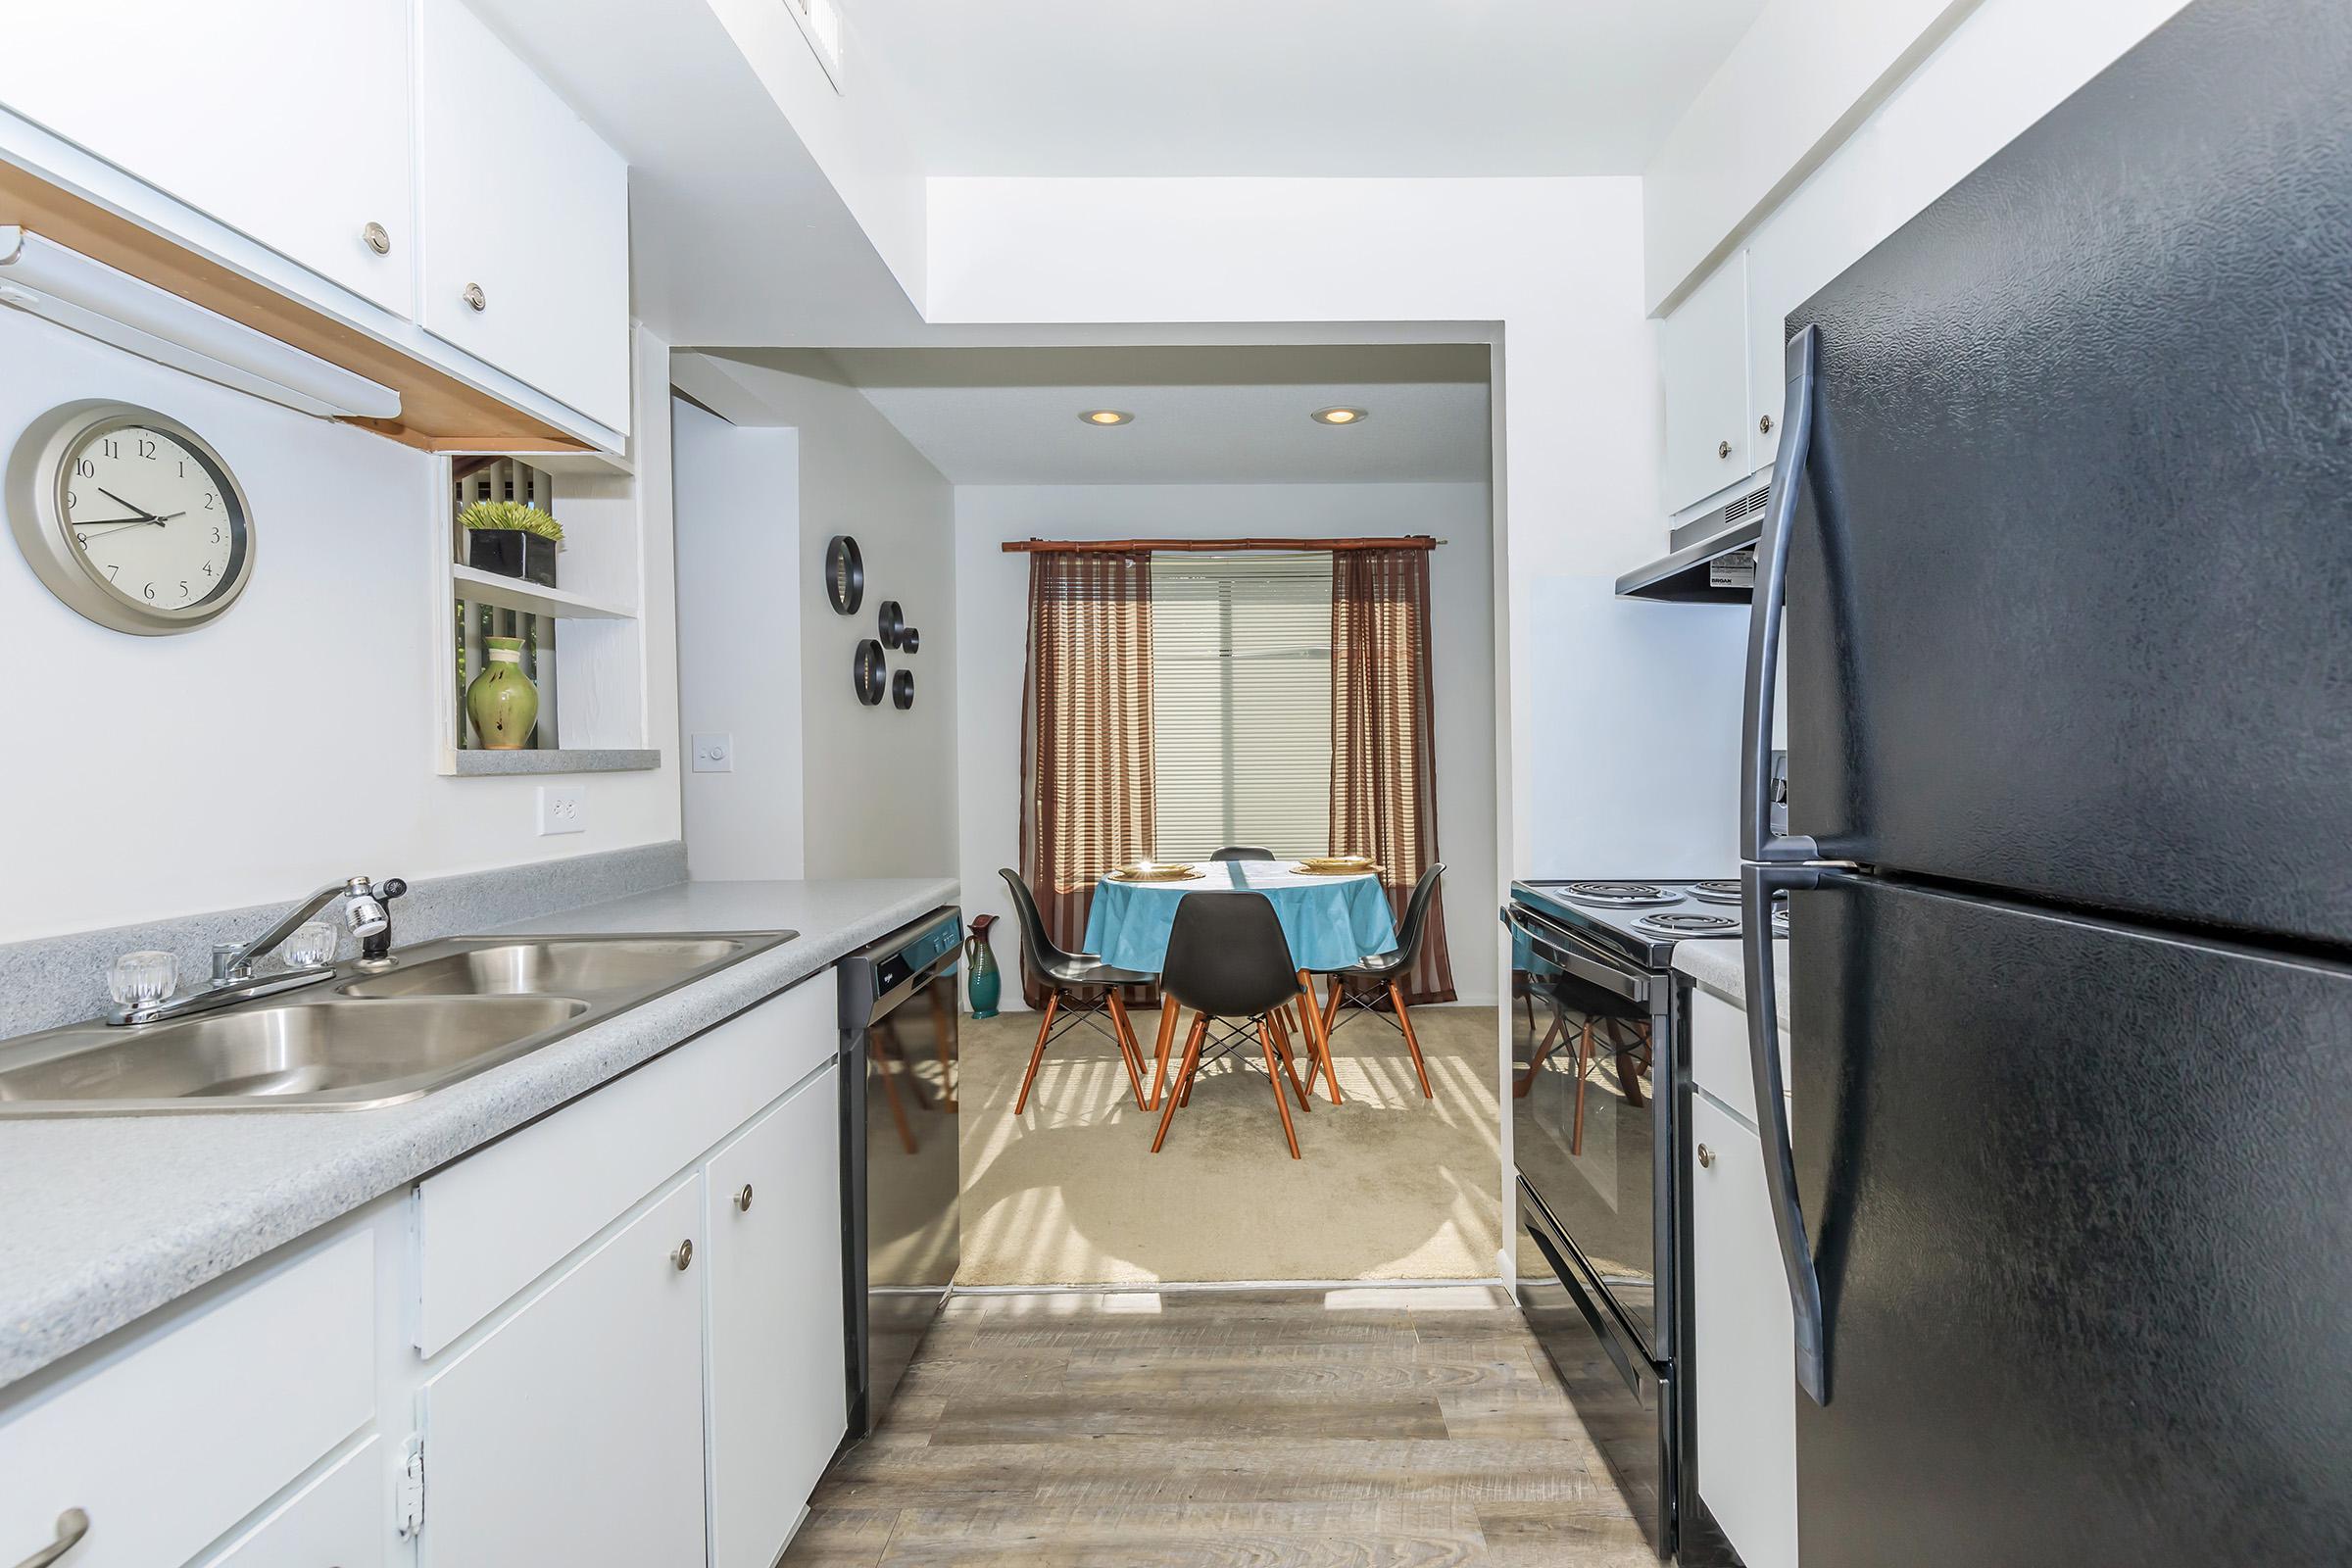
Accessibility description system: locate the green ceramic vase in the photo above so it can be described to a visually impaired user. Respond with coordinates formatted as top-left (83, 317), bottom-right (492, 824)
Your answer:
top-left (466, 636), bottom-right (540, 750)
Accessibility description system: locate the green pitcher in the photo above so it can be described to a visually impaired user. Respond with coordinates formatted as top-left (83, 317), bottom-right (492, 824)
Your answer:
top-left (965, 913), bottom-right (1002, 1018)
top-left (466, 636), bottom-right (540, 750)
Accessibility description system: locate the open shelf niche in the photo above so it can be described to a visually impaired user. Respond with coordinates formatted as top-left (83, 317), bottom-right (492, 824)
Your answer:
top-left (433, 455), bottom-right (658, 775)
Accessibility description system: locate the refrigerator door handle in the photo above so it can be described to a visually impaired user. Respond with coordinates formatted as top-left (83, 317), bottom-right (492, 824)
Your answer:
top-left (1743, 861), bottom-right (1829, 1404)
top-left (1742, 323), bottom-right (1823, 864)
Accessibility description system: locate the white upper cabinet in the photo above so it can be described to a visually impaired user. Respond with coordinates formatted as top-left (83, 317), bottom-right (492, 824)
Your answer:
top-left (1659, 250), bottom-right (1754, 516)
top-left (416, 0), bottom-right (632, 434)
top-left (0, 0), bottom-right (415, 316)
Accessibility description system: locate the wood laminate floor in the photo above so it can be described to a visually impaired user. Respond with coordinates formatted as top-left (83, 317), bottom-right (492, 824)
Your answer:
top-left (783, 1286), bottom-right (1654, 1567)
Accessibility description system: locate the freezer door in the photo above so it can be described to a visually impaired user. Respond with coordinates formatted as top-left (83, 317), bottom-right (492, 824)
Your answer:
top-left (1788, 873), bottom-right (2352, 1566)
top-left (1781, 0), bottom-right (2352, 948)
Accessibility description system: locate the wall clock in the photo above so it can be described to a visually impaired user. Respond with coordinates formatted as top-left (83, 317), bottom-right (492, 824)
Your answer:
top-left (6, 400), bottom-right (255, 635)
top-left (824, 534), bottom-right (863, 615)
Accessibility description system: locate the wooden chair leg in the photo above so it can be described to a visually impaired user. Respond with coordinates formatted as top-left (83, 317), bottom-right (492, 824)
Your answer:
top-left (1151, 1014), bottom-right (1209, 1152)
top-left (1322, 974), bottom-right (1344, 1039)
top-left (1012, 992), bottom-right (1059, 1116)
top-left (872, 1034), bottom-right (919, 1154)
top-left (1515, 1011), bottom-right (1565, 1099)
top-left (1298, 969), bottom-right (1343, 1105)
top-left (1389, 982), bottom-right (1435, 1101)
top-left (1150, 996), bottom-right (1180, 1110)
top-left (1104, 989), bottom-right (1150, 1111)
top-left (1258, 1019), bottom-right (1302, 1159)
top-left (1266, 1009), bottom-right (1312, 1112)
top-left (1570, 1018), bottom-right (1595, 1156)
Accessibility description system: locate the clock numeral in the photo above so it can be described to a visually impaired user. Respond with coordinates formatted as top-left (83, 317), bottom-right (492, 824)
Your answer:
top-left (142, 582), bottom-right (157, 601)
top-left (138, 437), bottom-right (157, 460)
top-left (177, 460), bottom-right (187, 478)
top-left (74, 460), bottom-right (93, 478)
top-left (211, 527), bottom-right (222, 544)
top-left (177, 580), bottom-right (190, 601)
top-left (100, 438), bottom-right (120, 460)
top-left (203, 561), bottom-right (216, 576)
top-left (203, 493), bottom-right (216, 511)
top-left (104, 564), bottom-right (119, 581)
top-left (65, 490), bottom-right (76, 510)
top-left (74, 533), bottom-right (87, 548)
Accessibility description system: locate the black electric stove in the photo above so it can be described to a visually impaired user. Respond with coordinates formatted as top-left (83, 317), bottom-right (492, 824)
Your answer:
top-left (1503, 878), bottom-right (1781, 1564)
top-left (1513, 878), bottom-right (1780, 971)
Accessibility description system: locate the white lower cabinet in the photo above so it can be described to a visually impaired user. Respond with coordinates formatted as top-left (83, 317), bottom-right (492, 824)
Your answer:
top-left (706, 1064), bottom-right (847, 1568)
top-left (195, 1439), bottom-right (383, 1568)
top-left (419, 1175), bottom-right (710, 1568)
top-left (1690, 1091), bottom-right (1798, 1568)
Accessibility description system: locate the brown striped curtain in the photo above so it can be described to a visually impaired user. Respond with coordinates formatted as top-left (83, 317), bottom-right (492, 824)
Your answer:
top-left (1018, 551), bottom-right (1155, 1006)
top-left (1330, 548), bottom-right (1455, 1004)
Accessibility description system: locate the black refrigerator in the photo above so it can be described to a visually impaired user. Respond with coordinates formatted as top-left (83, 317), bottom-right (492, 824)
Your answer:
top-left (1737, 0), bottom-right (2352, 1563)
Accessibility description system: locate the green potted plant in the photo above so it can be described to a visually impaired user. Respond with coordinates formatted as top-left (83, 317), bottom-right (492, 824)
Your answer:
top-left (459, 499), bottom-right (563, 588)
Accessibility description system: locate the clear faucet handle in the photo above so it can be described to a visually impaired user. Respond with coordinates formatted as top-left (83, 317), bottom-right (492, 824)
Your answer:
top-left (109, 950), bottom-right (177, 1010)
top-left (284, 921), bottom-right (339, 969)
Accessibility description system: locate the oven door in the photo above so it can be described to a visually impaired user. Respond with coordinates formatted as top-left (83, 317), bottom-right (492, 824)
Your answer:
top-left (1519, 1181), bottom-right (1671, 1558)
top-left (1507, 902), bottom-right (1664, 1358)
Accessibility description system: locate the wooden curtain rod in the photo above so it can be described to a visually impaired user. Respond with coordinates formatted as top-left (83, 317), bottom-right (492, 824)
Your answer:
top-left (1000, 536), bottom-right (1441, 554)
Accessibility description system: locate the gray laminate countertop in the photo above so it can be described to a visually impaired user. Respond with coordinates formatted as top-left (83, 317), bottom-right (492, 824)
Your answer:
top-left (0, 876), bottom-right (958, 1392)
top-left (1673, 936), bottom-right (1792, 1022)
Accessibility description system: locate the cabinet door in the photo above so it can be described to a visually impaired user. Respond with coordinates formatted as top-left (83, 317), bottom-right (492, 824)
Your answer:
top-left (705, 1065), bottom-right (846, 1568)
top-left (420, 1175), bottom-right (706, 1568)
top-left (1690, 1093), bottom-right (1798, 1568)
top-left (0, 0), bottom-right (414, 314)
top-left (1660, 250), bottom-right (1752, 514)
top-left (415, 0), bottom-right (631, 433)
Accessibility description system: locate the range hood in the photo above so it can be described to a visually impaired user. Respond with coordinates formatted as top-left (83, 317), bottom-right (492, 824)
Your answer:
top-left (1614, 482), bottom-right (1769, 603)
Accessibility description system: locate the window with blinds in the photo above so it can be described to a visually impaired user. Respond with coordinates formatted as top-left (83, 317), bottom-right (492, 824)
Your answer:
top-left (1150, 553), bottom-right (1333, 860)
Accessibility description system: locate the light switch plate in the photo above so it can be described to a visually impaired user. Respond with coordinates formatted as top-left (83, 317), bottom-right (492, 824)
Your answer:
top-left (537, 784), bottom-right (586, 835)
top-left (691, 732), bottom-right (734, 773)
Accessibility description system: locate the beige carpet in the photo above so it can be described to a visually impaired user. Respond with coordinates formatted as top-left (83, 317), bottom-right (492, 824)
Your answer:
top-left (957, 1004), bottom-right (1503, 1286)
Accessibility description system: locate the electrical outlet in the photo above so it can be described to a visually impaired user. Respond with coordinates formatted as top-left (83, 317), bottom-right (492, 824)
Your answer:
top-left (691, 732), bottom-right (734, 773)
top-left (537, 784), bottom-right (586, 835)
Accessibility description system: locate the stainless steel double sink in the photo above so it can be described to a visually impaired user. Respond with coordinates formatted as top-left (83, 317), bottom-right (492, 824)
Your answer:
top-left (0, 933), bottom-right (796, 1116)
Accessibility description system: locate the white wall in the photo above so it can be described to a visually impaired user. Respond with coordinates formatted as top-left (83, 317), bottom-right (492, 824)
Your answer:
top-left (671, 352), bottom-right (957, 881)
top-left (0, 309), bottom-right (683, 941)
top-left (956, 482), bottom-right (1499, 1006)
top-left (673, 397), bottom-right (805, 880)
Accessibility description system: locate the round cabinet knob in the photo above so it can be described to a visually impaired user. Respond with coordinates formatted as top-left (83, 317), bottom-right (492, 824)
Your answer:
top-left (734, 1183), bottom-right (754, 1213)
top-left (1758, 414), bottom-right (1775, 435)
top-left (1696, 1144), bottom-right (1716, 1169)
top-left (1717, 439), bottom-right (1734, 461)
top-left (463, 282), bottom-right (487, 313)
top-left (671, 1239), bottom-right (694, 1271)
top-left (361, 221), bottom-right (392, 256)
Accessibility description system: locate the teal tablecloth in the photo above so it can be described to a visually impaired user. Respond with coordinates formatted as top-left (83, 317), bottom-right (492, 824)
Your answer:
top-left (1082, 861), bottom-right (1399, 974)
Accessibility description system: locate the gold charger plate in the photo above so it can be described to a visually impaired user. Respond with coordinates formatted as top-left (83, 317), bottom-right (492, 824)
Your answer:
top-left (1109, 864), bottom-right (1203, 882)
top-left (1294, 858), bottom-right (1381, 876)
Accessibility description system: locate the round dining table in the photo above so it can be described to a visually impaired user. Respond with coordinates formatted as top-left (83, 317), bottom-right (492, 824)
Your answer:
top-left (1082, 859), bottom-right (1399, 976)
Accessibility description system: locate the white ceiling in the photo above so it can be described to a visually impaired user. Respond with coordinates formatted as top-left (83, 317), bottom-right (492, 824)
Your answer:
top-left (856, 0), bottom-right (1767, 176)
top-left (755, 345), bottom-right (1493, 484)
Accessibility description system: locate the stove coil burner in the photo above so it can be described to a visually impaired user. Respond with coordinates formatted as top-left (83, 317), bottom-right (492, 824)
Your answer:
top-left (1689, 880), bottom-right (1742, 906)
top-left (1558, 881), bottom-right (1682, 908)
top-left (1634, 911), bottom-right (1740, 938)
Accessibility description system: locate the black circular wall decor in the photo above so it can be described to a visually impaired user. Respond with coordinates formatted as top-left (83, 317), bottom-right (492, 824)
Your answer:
top-left (892, 668), bottom-right (915, 710)
top-left (825, 536), bottom-right (864, 615)
top-left (899, 626), bottom-right (920, 655)
top-left (853, 638), bottom-right (887, 706)
top-left (877, 599), bottom-right (905, 649)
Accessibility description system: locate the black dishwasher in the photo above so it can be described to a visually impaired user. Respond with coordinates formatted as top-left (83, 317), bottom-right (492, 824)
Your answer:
top-left (836, 907), bottom-right (960, 1438)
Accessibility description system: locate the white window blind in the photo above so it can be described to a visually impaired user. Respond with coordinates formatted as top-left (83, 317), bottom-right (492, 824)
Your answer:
top-left (1150, 553), bottom-right (1333, 860)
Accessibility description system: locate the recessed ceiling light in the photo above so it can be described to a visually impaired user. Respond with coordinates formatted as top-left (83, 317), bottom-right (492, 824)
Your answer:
top-left (1080, 409), bottom-right (1134, 426)
top-left (1312, 406), bottom-right (1368, 425)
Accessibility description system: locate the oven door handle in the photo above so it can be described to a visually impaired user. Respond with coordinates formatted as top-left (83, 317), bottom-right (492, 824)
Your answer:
top-left (1504, 905), bottom-right (1649, 1004)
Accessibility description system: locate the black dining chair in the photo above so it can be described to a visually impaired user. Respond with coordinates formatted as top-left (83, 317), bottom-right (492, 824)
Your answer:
top-left (1209, 846), bottom-right (1275, 861)
top-left (1150, 892), bottom-right (1317, 1159)
top-left (1306, 862), bottom-right (1446, 1102)
top-left (998, 868), bottom-right (1152, 1115)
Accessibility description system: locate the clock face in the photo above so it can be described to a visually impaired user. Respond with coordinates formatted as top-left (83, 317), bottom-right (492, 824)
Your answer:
top-left (61, 421), bottom-right (246, 612)
top-left (7, 402), bottom-right (256, 634)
